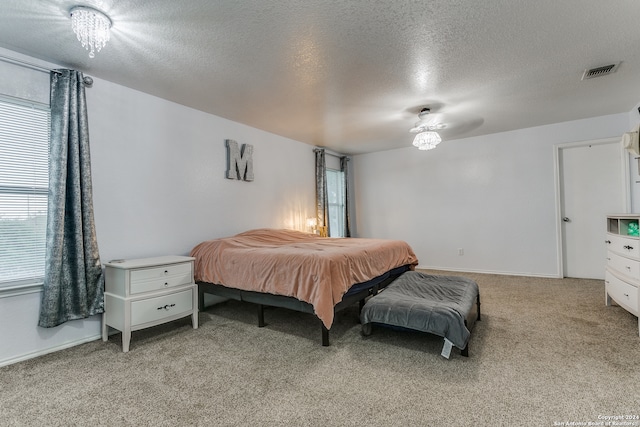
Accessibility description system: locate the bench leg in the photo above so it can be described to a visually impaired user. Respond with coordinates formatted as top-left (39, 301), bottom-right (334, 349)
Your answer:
top-left (476, 293), bottom-right (481, 321)
top-left (362, 323), bottom-right (372, 336)
top-left (461, 344), bottom-right (469, 357)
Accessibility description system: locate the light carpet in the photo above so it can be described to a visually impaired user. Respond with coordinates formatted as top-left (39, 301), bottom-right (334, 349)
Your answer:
top-left (1, 270), bottom-right (639, 426)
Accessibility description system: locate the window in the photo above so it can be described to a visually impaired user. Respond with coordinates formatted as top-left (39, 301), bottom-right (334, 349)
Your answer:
top-left (0, 98), bottom-right (50, 289)
top-left (326, 168), bottom-right (345, 237)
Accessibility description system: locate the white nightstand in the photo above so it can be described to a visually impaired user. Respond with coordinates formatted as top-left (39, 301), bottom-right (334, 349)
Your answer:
top-left (102, 255), bottom-right (198, 352)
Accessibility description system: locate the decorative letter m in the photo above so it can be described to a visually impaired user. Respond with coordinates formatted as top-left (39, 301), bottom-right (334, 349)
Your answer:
top-left (226, 139), bottom-right (254, 181)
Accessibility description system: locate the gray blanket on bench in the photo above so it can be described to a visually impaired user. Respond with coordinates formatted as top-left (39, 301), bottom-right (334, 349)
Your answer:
top-left (360, 271), bottom-right (479, 349)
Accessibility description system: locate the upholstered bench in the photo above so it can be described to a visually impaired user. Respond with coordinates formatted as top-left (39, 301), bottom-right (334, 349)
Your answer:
top-left (360, 271), bottom-right (481, 358)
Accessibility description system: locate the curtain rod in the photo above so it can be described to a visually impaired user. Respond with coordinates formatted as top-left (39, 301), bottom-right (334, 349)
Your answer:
top-left (0, 54), bottom-right (94, 86)
top-left (0, 53), bottom-right (62, 75)
top-left (313, 148), bottom-right (350, 159)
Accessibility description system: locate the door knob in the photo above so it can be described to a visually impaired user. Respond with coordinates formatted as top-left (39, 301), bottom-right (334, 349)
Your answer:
top-left (562, 217), bottom-right (570, 222)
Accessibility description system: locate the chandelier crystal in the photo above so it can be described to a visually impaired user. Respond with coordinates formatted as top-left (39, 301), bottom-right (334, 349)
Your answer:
top-left (70, 6), bottom-right (112, 58)
top-left (412, 131), bottom-right (442, 150)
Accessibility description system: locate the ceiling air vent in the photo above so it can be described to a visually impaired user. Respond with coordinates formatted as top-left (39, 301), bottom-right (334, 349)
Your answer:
top-left (581, 63), bottom-right (620, 80)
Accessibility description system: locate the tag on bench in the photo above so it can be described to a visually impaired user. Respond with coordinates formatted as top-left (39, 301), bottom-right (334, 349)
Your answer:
top-left (441, 338), bottom-right (453, 359)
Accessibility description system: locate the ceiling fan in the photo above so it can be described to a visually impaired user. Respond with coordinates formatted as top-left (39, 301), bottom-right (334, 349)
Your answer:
top-left (403, 103), bottom-right (484, 145)
top-left (409, 107), bottom-right (446, 133)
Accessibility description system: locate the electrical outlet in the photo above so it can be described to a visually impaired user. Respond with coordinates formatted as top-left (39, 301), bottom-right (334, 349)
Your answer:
top-left (458, 248), bottom-right (464, 256)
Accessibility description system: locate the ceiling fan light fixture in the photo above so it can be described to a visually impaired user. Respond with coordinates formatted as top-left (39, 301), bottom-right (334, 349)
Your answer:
top-left (70, 6), bottom-right (112, 58)
top-left (412, 131), bottom-right (442, 150)
top-left (410, 107), bottom-right (443, 150)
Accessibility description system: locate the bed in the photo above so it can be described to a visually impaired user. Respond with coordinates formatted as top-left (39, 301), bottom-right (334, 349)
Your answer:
top-left (190, 228), bottom-right (418, 345)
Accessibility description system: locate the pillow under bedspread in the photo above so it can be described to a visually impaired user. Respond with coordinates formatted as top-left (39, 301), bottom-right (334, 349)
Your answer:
top-left (360, 271), bottom-right (479, 349)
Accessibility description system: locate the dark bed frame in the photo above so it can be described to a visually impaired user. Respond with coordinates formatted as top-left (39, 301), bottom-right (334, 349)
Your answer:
top-left (197, 264), bottom-right (412, 346)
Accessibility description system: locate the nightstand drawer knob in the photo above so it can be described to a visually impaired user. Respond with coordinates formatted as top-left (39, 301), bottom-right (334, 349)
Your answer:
top-left (164, 282), bottom-right (169, 287)
top-left (157, 303), bottom-right (176, 311)
top-left (605, 240), bottom-right (611, 244)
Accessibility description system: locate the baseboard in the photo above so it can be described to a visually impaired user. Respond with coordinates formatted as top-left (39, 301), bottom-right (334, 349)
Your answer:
top-left (0, 333), bottom-right (102, 368)
top-left (417, 265), bottom-right (561, 279)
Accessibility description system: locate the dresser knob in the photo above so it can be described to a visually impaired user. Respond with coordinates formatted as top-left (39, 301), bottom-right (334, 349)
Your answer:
top-left (157, 303), bottom-right (176, 310)
top-left (623, 245), bottom-right (634, 250)
top-left (164, 282), bottom-right (169, 287)
top-left (605, 240), bottom-right (611, 244)
top-left (164, 270), bottom-right (168, 275)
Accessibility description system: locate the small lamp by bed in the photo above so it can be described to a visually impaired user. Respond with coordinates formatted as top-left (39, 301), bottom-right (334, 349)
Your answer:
top-left (306, 217), bottom-right (318, 234)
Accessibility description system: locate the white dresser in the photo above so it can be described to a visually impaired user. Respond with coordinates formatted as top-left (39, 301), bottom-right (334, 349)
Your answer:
top-left (102, 255), bottom-right (198, 352)
top-left (605, 215), bottom-right (640, 335)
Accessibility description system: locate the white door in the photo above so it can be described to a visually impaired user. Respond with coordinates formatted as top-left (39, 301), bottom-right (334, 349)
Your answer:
top-left (558, 139), bottom-right (628, 279)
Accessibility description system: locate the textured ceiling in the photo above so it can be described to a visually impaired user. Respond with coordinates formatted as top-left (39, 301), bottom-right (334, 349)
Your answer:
top-left (1, 1), bottom-right (639, 154)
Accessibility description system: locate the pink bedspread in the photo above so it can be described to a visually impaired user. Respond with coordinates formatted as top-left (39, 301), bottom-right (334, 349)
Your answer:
top-left (190, 228), bottom-right (418, 328)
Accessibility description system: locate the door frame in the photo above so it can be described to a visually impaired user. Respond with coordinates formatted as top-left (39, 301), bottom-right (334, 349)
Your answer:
top-left (553, 137), bottom-right (631, 278)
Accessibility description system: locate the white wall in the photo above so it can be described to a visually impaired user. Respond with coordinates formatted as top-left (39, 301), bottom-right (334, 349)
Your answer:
top-left (353, 113), bottom-right (630, 277)
top-left (0, 49), bottom-right (315, 366)
top-left (88, 78), bottom-right (315, 262)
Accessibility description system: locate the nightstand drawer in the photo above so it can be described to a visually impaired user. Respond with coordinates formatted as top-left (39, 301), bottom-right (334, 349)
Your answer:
top-left (605, 270), bottom-right (638, 314)
top-left (607, 251), bottom-right (640, 279)
top-left (131, 288), bottom-right (194, 326)
top-left (130, 262), bottom-right (193, 294)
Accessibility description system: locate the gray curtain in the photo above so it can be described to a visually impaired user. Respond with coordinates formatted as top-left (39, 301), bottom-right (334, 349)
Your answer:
top-left (340, 156), bottom-right (351, 237)
top-left (314, 149), bottom-right (329, 237)
top-left (39, 69), bottom-right (104, 328)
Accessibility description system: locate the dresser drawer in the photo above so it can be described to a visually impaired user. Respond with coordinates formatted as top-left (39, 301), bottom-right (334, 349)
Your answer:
top-left (129, 262), bottom-right (193, 294)
top-left (605, 270), bottom-right (638, 315)
top-left (605, 233), bottom-right (640, 259)
top-left (606, 251), bottom-right (640, 279)
top-left (131, 288), bottom-right (194, 326)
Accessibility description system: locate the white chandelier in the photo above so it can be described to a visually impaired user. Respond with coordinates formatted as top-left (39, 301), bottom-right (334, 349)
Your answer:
top-left (409, 107), bottom-right (445, 150)
top-left (412, 131), bottom-right (442, 150)
top-left (70, 6), bottom-right (112, 58)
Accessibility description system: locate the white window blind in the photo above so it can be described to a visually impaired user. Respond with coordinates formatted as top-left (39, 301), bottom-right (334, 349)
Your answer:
top-left (0, 98), bottom-right (50, 288)
top-left (326, 168), bottom-right (345, 238)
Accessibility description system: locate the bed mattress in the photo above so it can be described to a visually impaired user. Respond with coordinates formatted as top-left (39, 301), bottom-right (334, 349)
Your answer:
top-left (190, 228), bottom-right (418, 328)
